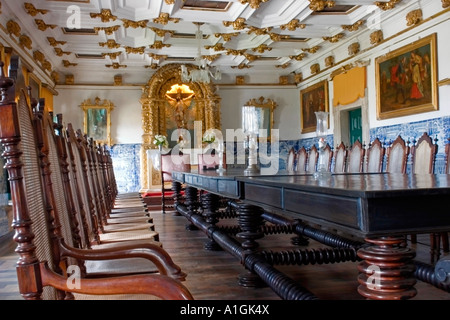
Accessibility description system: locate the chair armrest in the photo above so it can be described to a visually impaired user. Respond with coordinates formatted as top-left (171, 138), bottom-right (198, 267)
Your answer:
top-left (39, 262), bottom-right (193, 300)
top-left (59, 240), bottom-right (187, 281)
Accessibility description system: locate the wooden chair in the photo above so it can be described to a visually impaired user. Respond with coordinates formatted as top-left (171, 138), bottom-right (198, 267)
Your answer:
top-left (346, 139), bottom-right (365, 173)
top-left (333, 142), bottom-right (347, 173)
top-left (319, 143), bottom-right (333, 173)
top-left (410, 132), bottom-right (447, 260)
top-left (306, 145), bottom-right (318, 173)
top-left (0, 63), bottom-right (192, 299)
top-left (295, 147), bottom-right (307, 173)
top-left (385, 135), bottom-right (409, 173)
top-left (161, 149), bottom-right (191, 214)
top-left (365, 138), bottom-right (385, 173)
top-left (286, 147), bottom-right (295, 172)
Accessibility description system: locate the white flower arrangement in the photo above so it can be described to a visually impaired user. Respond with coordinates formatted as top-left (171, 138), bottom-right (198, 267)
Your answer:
top-left (153, 134), bottom-right (168, 148)
top-left (202, 130), bottom-right (216, 144)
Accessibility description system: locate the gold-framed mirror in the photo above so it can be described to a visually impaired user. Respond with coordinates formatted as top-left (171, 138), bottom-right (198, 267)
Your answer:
top-left (80, 97), bottom-right (114, 146)
top-left (243, 96), bottom-right (277, 141)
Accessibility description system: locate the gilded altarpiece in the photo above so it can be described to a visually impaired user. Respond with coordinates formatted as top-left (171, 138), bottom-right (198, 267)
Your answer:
top-left (140, 63), bottom-right (222, 191)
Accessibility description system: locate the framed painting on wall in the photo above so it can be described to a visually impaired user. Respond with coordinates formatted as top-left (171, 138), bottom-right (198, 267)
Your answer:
top-left (375, 33), bottom-right (438, 120)
top-left (80, 97), bottom-right (114, 146)
top-left (300, 79), bottom-right (329, 133)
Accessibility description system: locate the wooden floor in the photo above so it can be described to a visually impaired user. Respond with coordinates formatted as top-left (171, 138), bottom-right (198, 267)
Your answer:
top-left (1, 194), bottom-right (450, 301)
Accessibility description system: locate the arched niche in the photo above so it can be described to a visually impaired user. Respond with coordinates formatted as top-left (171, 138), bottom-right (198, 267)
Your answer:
top-left (139, 63), bottom-right (222, 191)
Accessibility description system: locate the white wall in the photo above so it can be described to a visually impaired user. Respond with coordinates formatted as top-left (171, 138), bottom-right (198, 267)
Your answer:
top-left (54, 85), bottom-right (143, 144)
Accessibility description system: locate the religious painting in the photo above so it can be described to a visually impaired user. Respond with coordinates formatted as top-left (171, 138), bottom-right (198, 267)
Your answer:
top-left (300, 80), bottom-right (329, 133)
top-left (376, 33), bottom-right (438, 120)
top-left (80, 97), bottom-right (114, 146)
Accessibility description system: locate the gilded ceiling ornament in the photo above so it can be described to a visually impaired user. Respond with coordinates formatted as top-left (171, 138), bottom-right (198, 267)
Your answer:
top-left (269, 33), bottom-right (290, 41)
top-left (99, 39), bottom-right (121, 49)
top-left (125, 46), bottom-right (146, 54)
top-left (310, 63), bottom-right (320, 75)
top-left (24, 3), bottom-right (49, 16)
top-left (42, 60), bottom-right (52, 72)
top-left (90, 9), bottom-right (117, 22)
top-left (324, 55), bottom-right (334, 67)
top-left (19, 35), bottom-right (32, 50)
top-left (35, 19), bottom-right (56, 31)
top-left (62, 60), bottom-right (78, 67)
top-left (231, 63), bottom-right (252, 69)
top-left (33, 50), bottom-right (45, 63)
top-left (280, 19), bottom-right (306, 31)
top-left (214, 32), bottom-right (239, 42)
top-left (102, 52), bottom-right (122, 59)
top-left (153, 12), bottom-right (180, 25)
top-left (276, 62), bottom-right (290, 69)
top-left (238, 0), bottom-right (270, 9)
top-left (308, 0), bottom-right (335, 11)
top-left (323, 33), bottom-right (344, 43)
top-left (443, 0), bottom-right (450, 8)
top-left (348, 42), bottom-right (360, 56)
top-left (6, 20), bottom-right (21, 37)
top-left (122, 19), bottom-right (148, 28)
top-left (302, 46), bottom-right (320, 54)
top-left (149, 41), bottom-right (171, 49)
top-left (342, 20), bottom-right (365, 32)
top-left (294, 73), bottom-right (303, 84)
top-left (370, 30), bottom-right (383, 45)
top-left (94, 25), bottom-right (120, 35)
top-left (205, 43), bottom-right (226, 52)
top-left (243, 53), bottom-right (260, 62)
top-left (252, 44), bottom-right (272, 53)
top-left (375, 0), bottom-right (401, 11)
top-left (289, 53), bottom-right (307, 61)
top-left (223, 18), bottom-right (247, 30)
top-left (106, 62), bottom-right (127, 69)
top-left (51, 71), bottom-right (60, 84)
top-left (148, 53), bottom-right (167, 60)
top-left (149, 27), bottom-right (175, 37)
top-left (145, 63), bottom-right (159, 69)
top-left (329, 60), bottom-right (369, 79)
top-left (406, 9), bottom-right (422, 26)
top-left (54, 48), bottom-right (72, 56)
top-left (47, 37), bottom-right (67, 47)
top-left (247, 26), bottom-right (272, 35)
top-left (225, 49), bottom-right (247, 56)
top-left (203, 54), bottom-right (221, 62)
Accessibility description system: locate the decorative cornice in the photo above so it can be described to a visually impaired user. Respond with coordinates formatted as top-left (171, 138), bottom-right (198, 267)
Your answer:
top-left (247, 26), bottom-right (272, 35)
top-left (329, 60), bottom-right (370, 79)
top-left (348, 42), bottom-right (360, 56)
top-left (370, 30), bottom-right (384, 45)
top-left (6, 20), bottom-right (21, 37)
top-left (90, 9), bottom-right (117, 22)
top-left (310, 63), bottom-right (320, 75)
top-left (290, 52), bottom-right (307, 61)
top-left (19, 34), bottom-right (32, 50)
top-left (276, 62), bottom-right (290, 69)
top-left (406, 9), bottom-right (422, 26)
top-left (24, 3), bottom-right (49, 16)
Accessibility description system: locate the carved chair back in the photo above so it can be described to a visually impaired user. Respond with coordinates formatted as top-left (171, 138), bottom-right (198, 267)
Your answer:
top-left (306, 145), bottom-right (318, 173)
top-left (386, 135), bottom-right (409, 173)
top-left (333, 142), bottom-right (347, 173)
top-left (346, 139), bottom-right (365, 173)
top-left (365, 138), bottom-right (385, 173)
top-left (295, 147), bottom-right (307, 173)
top-left (286, 148), bottom-right (295, 172)
top-left (411, 132), bottom-right (437, 174)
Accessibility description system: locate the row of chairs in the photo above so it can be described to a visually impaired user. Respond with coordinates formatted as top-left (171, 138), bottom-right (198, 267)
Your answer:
top-left (0, 58), bottom-right (193, 300)
top-left (287, 132), bottom-right (450, 262)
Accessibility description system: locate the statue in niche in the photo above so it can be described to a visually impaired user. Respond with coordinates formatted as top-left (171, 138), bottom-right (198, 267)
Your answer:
top-left (165, 87), bottom-right (195, 129)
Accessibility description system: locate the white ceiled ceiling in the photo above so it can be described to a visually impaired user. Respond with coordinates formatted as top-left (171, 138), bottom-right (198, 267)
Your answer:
top-left (1, 0), bottom-right (401, 85)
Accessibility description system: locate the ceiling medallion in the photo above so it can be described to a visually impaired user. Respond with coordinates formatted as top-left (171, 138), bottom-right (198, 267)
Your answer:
top-left (238, 0), bottom-right (270, 9)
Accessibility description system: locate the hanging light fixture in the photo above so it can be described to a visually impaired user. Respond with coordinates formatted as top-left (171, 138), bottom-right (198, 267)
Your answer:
top-left (181, 22), bottom-right (221, 84)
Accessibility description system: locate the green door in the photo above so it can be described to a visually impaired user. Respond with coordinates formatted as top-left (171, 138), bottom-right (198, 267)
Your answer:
top-left (348, 108), bottom-right (362, 145)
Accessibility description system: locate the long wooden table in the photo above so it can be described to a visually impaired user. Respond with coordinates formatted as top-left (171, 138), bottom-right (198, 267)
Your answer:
top-left (172, 169), bottom-right (450, 299)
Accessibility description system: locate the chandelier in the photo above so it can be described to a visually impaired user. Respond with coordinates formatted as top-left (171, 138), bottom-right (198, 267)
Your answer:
top-left (181, 23), bottom-right (221, 84)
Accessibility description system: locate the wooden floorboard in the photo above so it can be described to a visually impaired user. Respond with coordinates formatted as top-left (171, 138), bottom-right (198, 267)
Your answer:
top-left (0, 195), bottom-right (449, 301)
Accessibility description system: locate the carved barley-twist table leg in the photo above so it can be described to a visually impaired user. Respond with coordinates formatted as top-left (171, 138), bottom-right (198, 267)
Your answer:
top-left (202, 192), bottom-right (221, 251)
top-left (357, 236), bottom-right (417, 300)
top-left (184, 186), bottom-right (199, 231)
top-left (171, 180), bottom-right (182, 216)
top-left (236, 203), bottom-right (265, 287)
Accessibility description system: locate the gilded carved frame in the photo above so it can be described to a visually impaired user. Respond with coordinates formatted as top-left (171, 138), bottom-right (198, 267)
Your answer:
top-left (80, 97), bottom-right (114, 146)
